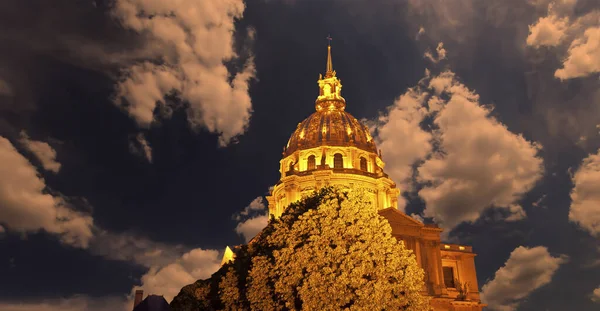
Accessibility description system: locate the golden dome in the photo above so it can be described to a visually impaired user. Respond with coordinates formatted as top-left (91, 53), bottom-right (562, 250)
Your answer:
top-left (284, 43), bottom-right (377, 157)
top-left (284, 110), bottom-right (377, 156)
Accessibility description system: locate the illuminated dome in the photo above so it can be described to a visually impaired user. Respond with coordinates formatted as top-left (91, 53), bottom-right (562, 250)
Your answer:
top-left (284, 43), bottom-right (376, 157)
top-left (267, 42), bottom-right (399, 218)
top-left (284, 110), bottom-right (377, 157)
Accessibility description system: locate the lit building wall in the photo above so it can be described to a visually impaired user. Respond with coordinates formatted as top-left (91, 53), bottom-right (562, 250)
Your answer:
top-left (267, 145), bottom-right (398, 218)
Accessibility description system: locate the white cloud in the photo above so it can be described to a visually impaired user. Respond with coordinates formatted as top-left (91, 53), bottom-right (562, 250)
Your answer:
top-left (129, 133), bottom-right (153, 163)
top-left (0, 136), bottom-right (93, 248)
top-left (555, 27), bottom-right (600, 80)
top-left (135, 248), bottom-right (221, 302)
top-left (233, 196), bottom-right (268, 242)
top-left (237, 196), bottom-right (265, 218)
top-left (89, 231), bottom-right (222, 304)
top-left (235, 215), bottom-right (268, 243)
top-left (374, 70), bottom-right (543, 227)
top-left (569, 149), bottom-right (600, 237)
top-left (0, 296), bottom-right (130, 311)
top-left (19, 131), bottom-right (61, 173)
top-left (112, 0), bottom-right (256, 146)
top-left (419, 71), bottom-right (543, 231)
top-left (481, 246), bottom-right (568, 311)
top-left (526, 1), bottom-right (600, 80)
top-left (424, 42), bottom-right (447, 63)
top-left (372, 83), bottom-right (433, 210)
top-left (592, 286), bottom-right (600, 303)
top-left (526, 14), bottom-right (570, 47)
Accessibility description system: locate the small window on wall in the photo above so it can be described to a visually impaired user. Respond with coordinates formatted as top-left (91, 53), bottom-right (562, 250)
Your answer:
top-left (333, 153), bottom-right (343, 169)
top-left (443, 266), bottom-right (456, 288)
top-left (359, 157), bottom-right (368, 171)
top-left (307, 155), bottom-right (316, 170)
top-left (288, 161), bottom-right (294, 172)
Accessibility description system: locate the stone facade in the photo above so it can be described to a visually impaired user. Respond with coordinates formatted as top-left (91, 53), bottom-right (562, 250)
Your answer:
top-left (262, 44), bottom-right (486, 311)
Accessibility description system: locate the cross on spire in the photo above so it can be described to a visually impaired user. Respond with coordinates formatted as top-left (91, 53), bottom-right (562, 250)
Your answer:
top-left (326, 34), bottom-right (332, 46)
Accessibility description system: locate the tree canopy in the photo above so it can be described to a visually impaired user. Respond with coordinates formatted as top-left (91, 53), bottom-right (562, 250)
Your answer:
top-left (171, 187), bottom-right (430, 311)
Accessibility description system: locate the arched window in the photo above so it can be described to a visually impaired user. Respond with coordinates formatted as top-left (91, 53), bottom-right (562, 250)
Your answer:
top-left (360, 157), bottom-right (368, 171)
top-left (307, 155), bottom-right (316, 170)
top-left (333, 153), bottom-right (343, 169)
top-left (288, 161), bottom-right (294, 172)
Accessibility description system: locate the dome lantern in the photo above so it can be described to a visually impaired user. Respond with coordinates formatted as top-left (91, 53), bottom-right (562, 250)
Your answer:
top-left (316, 41), bottom-right (346, 112)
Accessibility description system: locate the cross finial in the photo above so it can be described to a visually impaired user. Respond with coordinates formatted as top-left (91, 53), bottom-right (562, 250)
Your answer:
top-left (326, 34), bottom-right (332, 46)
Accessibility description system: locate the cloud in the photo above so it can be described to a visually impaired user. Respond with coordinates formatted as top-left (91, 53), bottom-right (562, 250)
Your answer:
top-left (91, 231), bottom-right (222, 303)
top-left (371, 73), bottom-right (434, 210)
top-left (18, 131), bottom-right (61, 173)
top-left (375, 69), bottom-right (543, 230)
top-left (0, 245), bottom-right (222, 310)
top-left (526, 13), bottom-right (570, 47)
top-left (592, 286), bottom-right (600, 303)
top-left (532, 194), bottom-right (547, 208)
top-left (112, 0), bottom-right (256, 146)
top-left (0, 296), bottom-right (129, 311)
top-left (89, 230), bottom-right (187, 268)
top-left (128, 133), bottom-right (153, 163)
top-left (569, 149), bottom-right (600, 237)
top-left (235, 215), bottom-right (268, 243)
top-left (134, 248), bottom-right (221, 302)
top-left (418, 71), bottom-right (543, 231)
top-left (504, 204), bottom-right (527, 221)
top-left (424, 42), bottom-right (447, 63)
top-left (555, 26), bottom-right (600, 80)
top-left (233, 196), bottom-right (268, 242)
top-left (409, 213), bottom-right (424, 223)
top-left (236, 196), bottom-right (266, 218)
top-left (526, 1), bottom-right (600, 80)
top-left (481, 246), bottom-right (568, 311)
top-left (0, 136), bottom-right (93, 248)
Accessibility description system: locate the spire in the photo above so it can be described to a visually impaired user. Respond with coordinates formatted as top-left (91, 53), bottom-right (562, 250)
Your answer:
top-left (325, 35), bottom-right (334, 78)
top-left (316, 35), bottom-right (345, 111)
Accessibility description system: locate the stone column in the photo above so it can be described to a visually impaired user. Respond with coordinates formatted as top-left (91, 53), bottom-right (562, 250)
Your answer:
top-left (377, 186), bottom-right (386, 210)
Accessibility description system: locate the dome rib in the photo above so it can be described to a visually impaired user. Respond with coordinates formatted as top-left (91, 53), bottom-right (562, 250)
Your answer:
top-left (284, 110), bottom-right (377, 157)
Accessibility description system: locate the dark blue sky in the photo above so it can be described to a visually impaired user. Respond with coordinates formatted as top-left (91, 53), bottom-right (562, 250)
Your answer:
top-left (0, 0), bottom-right (598, 310)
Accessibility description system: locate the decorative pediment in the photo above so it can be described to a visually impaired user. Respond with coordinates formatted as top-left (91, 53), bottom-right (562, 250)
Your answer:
top-left (378, 207), bottom-right (424, 227)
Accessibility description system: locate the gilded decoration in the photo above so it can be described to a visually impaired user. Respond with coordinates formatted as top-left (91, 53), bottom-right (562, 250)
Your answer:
top-left (283, 44), bottom-right (376, 157)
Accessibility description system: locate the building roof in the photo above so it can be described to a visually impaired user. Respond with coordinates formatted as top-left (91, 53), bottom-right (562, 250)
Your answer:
top-left (133, 295), bottom-right (171, 311)
top-left (283, 44), bottom-right (377, 157)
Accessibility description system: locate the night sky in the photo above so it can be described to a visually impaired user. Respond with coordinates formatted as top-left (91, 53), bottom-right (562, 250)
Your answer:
top-left (0, 0), bottom-right (599, 310)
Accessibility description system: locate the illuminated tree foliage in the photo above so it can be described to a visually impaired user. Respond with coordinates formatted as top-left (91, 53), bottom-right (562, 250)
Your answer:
top-left (171, 187), bottom-right (430, 311)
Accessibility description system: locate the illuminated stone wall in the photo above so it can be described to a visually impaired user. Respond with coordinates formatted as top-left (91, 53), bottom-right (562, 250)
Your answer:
top-left (266, 145), bottom-right (399, 218)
